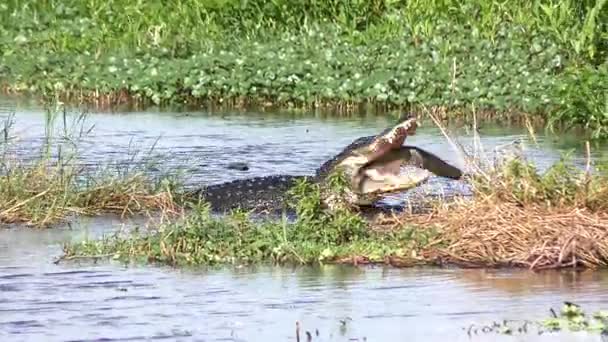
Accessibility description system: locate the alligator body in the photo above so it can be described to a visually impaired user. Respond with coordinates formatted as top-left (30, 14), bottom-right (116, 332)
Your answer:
top-left (189, 127), bottom-right (388, 214)
top-left (190, 116), bottom-right (463, 215)
top-left (193, 174), bottom-right (311, 214)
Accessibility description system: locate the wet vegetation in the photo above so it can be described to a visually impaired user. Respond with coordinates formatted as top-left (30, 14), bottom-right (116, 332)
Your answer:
top-left (468, 302), bottom-right (608, 336)
top-left (61, 113), bottom-right (608, 270)
top-left (1, 0), bottom-right (607, 138)
top-left (61, 171), bottom-right (441, 267)
top-left (0, 109), bottom-right (183, 227)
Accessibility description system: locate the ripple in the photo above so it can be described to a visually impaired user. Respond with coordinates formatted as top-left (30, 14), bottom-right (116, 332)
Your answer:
top-left (0, 273), bottom-right (32, 280)
top-left (104, 295), bottom-right (164, 301)
top-left (0, 320), bottom-right (44, 328)
top-left (41, 270), bottom-right (101, 276)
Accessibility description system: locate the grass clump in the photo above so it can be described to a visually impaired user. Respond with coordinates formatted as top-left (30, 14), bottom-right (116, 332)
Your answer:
top-left (470, 153), bottom-right (608, 211)
top-left (0, 109), bottom-right (184, 228)
top-left (62, 172), bottom-right (440, 267)
top-left (0, 159), bottom-right (181, 227)
top-left (380, 113), bottom-right (608, 269)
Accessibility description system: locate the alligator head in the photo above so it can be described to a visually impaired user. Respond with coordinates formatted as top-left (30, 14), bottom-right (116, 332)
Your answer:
top-left (321, 116), bottom-right (463, 208)
top-left (195, 115), bottom-right (464, 215)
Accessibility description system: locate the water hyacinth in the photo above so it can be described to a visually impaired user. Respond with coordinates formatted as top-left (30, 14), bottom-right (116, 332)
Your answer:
top-left (0, 0), bottom-right (607, 137)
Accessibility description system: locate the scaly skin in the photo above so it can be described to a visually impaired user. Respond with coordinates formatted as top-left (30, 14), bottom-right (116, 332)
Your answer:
top-left (190, 115), bottom-right (462, 214)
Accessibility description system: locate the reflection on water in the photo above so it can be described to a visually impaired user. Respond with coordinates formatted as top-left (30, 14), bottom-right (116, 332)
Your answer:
top-left (1, 95), bottom-right (608, 341)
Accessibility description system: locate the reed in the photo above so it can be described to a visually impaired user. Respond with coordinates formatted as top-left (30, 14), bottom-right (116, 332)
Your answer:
top-left (0, 106), bottom-right (184, 228)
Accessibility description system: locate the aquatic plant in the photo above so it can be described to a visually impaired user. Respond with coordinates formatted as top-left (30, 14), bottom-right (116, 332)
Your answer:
top-left (467, 302), bottom-right (608, 336)
top-left (549, 64), bottom-right (608, 140)
top-left (61, 172), bottom-right (439, 267)
top-left (541, 302), bottom-right (608, 334)
top-left (0, 0), bottom-right (607, 138)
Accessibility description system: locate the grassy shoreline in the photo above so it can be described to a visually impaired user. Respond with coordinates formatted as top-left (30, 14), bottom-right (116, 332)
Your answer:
top-left (60, 132), bottom-right (608, 270)
top-left (1, 0), bottom-right (607, 138)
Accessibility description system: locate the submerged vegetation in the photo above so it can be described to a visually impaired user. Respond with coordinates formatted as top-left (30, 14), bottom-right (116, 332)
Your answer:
top-left (1, 0), bottom-right (607, 138)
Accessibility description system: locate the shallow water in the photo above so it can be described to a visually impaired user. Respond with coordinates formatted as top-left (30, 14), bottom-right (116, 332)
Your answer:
top-left (2, 221), bottom-right (608, 342)
top-left (1, 96), bottom-right (608, 341)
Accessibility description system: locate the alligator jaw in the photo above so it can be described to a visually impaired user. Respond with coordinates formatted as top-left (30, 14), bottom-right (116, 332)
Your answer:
top-left (351, 116), bottom-right (419, 164)
top-left (328, 117), bottom-right (424, 207)
top-left (358, 167), bottom-right (432, 195)
top-left (327, 116), bottom-right (463, 208)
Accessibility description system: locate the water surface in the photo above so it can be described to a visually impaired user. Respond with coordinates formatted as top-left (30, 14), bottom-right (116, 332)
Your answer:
top-left (1, 96), bottom-right (608, 341)
top-left (2, 221), bottom-right (608, 342)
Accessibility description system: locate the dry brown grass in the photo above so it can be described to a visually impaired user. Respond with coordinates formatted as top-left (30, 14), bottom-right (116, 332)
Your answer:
top-left (374, 199), bottom-right (608, 270)
top-left (0, 161), bottom-right (183, 227)
top-left (371, 106), bottom-right (608, 270)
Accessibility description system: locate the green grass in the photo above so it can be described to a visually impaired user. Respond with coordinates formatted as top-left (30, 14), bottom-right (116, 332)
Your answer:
top-left (0, 107), bottom-right (184, 228)
top-left (0, 0), bottom-right (607, 138)
top-left (1, 0), bottom-right (605, 62)
top-left (469, 150), bottom-right (608, 211)
top-left (62, 173), bottom-right (441, 267)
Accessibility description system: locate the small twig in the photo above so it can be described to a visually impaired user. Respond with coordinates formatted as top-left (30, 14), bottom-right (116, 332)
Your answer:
top-left (296, 321), bottom-right (301, 342)
top-left (0, 188), bottom-right (51, 216)
top-left (53, 253), bottom-right (114, 265)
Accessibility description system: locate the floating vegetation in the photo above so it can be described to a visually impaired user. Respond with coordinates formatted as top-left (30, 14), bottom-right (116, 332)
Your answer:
top-left (0, 0), bottom-right (607, 138)
top-left (466, 302), bottom-right (608, 336)
top-left (542, 302), bottom-right (608, 334)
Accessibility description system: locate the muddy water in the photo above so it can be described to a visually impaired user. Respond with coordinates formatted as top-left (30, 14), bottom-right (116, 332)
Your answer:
top-left (2, 96), bottom-right (608, 341)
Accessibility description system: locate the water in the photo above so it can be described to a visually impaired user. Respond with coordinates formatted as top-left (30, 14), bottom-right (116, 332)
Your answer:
top-left (1, 96), bottom-right (608, 341)
top-left (2, 96), bottom-right (606, 188)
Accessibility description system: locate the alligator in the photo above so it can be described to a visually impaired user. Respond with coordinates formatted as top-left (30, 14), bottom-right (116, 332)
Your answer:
top-left (188, 115), bottom-right (464, 216)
